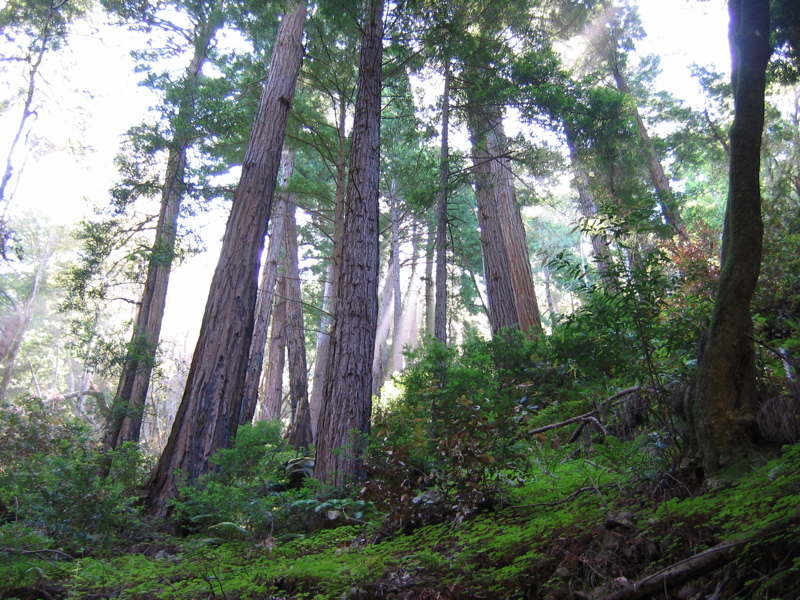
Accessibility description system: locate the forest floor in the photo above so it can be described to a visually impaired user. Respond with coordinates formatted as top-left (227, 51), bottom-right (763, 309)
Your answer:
top-left (2, 439), bottom-right (800, 600)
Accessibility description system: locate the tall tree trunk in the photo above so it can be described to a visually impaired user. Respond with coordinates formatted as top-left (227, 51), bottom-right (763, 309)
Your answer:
top-left (309, 263), bottom-right (333, 438)
top-left (467, 104), bottom-right (542, 338)
top-left (108, 12), bottom-right (224, 451)
top-left (284, 201), bottom-right (312, 450)
top-left (262, 276), bottom-right (288, 421)
top-left (146, 0), bottom-right (307, 518)
top-left (434, 61), bottom-right (450, 346)
top-left (310, 95), bottom-right (349, 435)
top-left (0, 7), bottom-right (53, 209)
top-left (424, 221), bottom-right (435, 338)
top-left (315, 0), bottom-right (384, 486)
top-left (542, 260), bottom-right (557, 324)
top-left (240, 151), bottom-right (294, 425)
top-left (693, 0), bottom-right (771, 472)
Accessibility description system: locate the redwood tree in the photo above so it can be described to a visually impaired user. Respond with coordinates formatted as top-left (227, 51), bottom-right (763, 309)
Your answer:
top-left (106, 5), bottom-right (225, 451)
top-left (147, 0), bottom-right (307, 518)
top-left (314, 0), bottom-right (384, 486)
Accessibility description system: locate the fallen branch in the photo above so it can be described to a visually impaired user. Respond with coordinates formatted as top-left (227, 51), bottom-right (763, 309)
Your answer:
top-left (527, 386), bottom-right (641, 436)
top-left (0, 546), bottom-right (74, 564)
top-left (598, 509), bottom-right (800, 600)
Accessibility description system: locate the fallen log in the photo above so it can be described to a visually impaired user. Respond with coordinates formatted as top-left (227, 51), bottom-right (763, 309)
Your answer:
top-left (598, 508), bottom-right (800, 600)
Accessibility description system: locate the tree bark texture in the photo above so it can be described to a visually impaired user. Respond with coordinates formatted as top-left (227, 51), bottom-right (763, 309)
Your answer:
top-left (315, 0), bottom-right (383, 486)
top-left (262, 276), bottom-right (288, 421)
top-left (146, 0), bottom-right (307, 518)
top-left (240, 151), bottom-right (294, 425)
top-left (284, 200), bottom-right (313, 450)
top-left (467, 104), bottom-right (542, 338)
top-left (693, 0), bottom-right (771, 472)
top-left (309, 263), bottom-right (333, 439)
top-left (310, 96), bottom-right (349, 437)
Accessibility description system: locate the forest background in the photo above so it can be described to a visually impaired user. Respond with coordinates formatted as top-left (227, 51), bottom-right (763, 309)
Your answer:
top-left (1, 0), bottom-right (800, 597)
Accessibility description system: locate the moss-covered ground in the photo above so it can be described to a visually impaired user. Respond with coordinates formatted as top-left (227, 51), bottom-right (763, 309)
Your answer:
top-left (3, 439), bottom-right (799, 600)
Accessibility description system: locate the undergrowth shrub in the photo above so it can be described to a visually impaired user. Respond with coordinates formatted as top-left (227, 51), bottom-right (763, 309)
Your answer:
top-left (366, 335), bottom-right (543, 530)
top-left (0, 398), bottom-right (142, 552)
top-left (174, 421), bottom-right (372, 539)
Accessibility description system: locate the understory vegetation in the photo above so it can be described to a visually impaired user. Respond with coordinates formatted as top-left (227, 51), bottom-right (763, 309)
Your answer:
top-left (2, 251), bottom-right (799, 598)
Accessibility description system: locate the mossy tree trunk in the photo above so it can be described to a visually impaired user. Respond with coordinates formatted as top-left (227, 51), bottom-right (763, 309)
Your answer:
top-left (693, 0), bottom-right (771, 473)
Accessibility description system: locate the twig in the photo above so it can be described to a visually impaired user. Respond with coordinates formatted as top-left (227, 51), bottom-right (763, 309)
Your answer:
top-left (0, 546), bottom-right (74, 564)
top-left (527, 387), bottom-right (641, 436)
top-left (509, 481), bottom-right (618, 510)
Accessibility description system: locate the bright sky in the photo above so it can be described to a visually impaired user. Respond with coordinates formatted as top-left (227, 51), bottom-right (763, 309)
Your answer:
top-left (0, 0), bottom-right (731, 344)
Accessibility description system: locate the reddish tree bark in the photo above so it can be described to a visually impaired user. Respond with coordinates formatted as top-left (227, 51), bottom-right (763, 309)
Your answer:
top-left (315, 0), bottom-right (384, 486)
top-left (261, 276), bottom-right (288, 421)
top-left (146, 0), bottom-right (307, 518)
top-left (284, 201), bottom-right (312, 449)
top-left (467, 104), bottom-right (542, 337)
top-left (240, 151), bottom-right (294, 425)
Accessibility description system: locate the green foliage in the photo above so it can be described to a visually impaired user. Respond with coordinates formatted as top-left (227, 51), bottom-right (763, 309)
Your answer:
top-left (367, 335), bottom-right (543, 528)
top-left (0, 398), bottom-right (142, 551)
top-left (174, 421), bottom-right (340, 538)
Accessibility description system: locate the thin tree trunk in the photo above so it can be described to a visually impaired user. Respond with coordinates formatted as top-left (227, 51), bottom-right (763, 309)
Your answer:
top-left (309, 263), bottom-right (333, 439)
top-left (542, 259), bottom-right (557, 324)
top-left (110, 12), bottom-right (223, 449)
top-left (284, 200), bottom-right (312, 450)
top-left (0, 234), bottom-right (53, 399)
top-left (399, 230), bottom-right (422, 355)
top-left (611, 61), bottom-right (685, 236)
top-left (693, 0), bottom-right (771, 472)
top-left (424, 220), bottom-right (435, 338)
top-left (434, 61), bottom-right (450, 346)
top-left (315, 0), bottom-right (384, 486)
top-left (372, 255), bottom-right (394, 396)
top-left (0, 9), bottom-right (53, 209)
top-left (562, 121), bottom-right (614, 286)
top-left (240, 151), bottom-right (294, 425)
top-left (262, 276), bottom-right (288, 421)
top-left (146, 0), bottom-right (307, 518)
top-left (390, 185), bottom-right (403, 374)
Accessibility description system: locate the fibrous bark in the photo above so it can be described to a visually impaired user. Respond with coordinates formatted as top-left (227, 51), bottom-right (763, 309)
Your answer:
top-left (315, 0), bottom-right (384, 486)
top-left (284, 200), bottom-right (312, 450)
top-left (146, 0), bottom-right (307, 518)
top-left (467, 104), bottom-right (542, 338)
top-left (240, 151), bottom-right (294, 425)
top-left (262, 276), bottom-right (288, 421)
